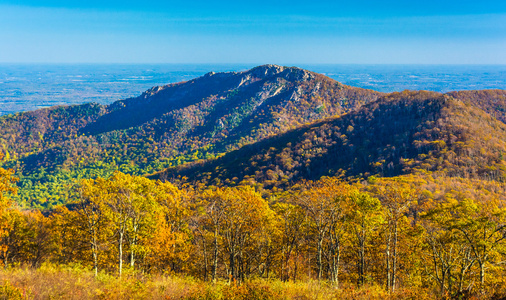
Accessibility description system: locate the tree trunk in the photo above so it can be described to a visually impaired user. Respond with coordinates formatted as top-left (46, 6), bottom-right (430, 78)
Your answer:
top-left (448, 267), bottom-right (453, 296)
top-left (212, 228), bottom-right (218, 282)
top-left (458, 267), bottom-right (465, 293)
top-left (92, 235), bottom-right (98, 277)
top-left (265, 250), bottom-right (271, 279)
top-left (358, 225), bottom-right (366, 287)
top-left (283, 251), bottom-right (290, 281)
top-left (479, 261), bottom-right (485, 293)
top-left (129, 223), bottom-right (139, 268)
top-left (118, 231), bottom-right (123, 277)
top-left (293, 246), bottom-right (299, 282)
top-left (229, 252), bottom-right (235, 283)
top-left (239, 250), bottom-right (244, 283)
top-left (392, 223), bottom-right (398, 292)
top-left (440, 269), bottom-right (446, 296)
top-left (386, 227), bottom-right (391, 291)
top-left (130, 248), bottom-right (135, 268)
top-left (333, 243), bottom-right (340, 287)
top-left (317, 238), bottom-right (323, 282)
top-left (201, 233), bottom-right (208, 281)
top-left (360, 243), bottom-right (365, 286)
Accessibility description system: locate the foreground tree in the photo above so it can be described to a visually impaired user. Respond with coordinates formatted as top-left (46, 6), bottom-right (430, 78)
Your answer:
top-left (272, 201), bottom-right (306, 282)
top-left (198, 186), bottom-right (273, 283)
top-left (295, 177), bottom-right (351, 285)
top-left (151, 180), bottom-right (192, 274)
top-left (367, 176), bottom-right (420, 292)
top-left (198, 187), bottom-right (227, 282)
top-left (0, 152), bottom-right (18, 267)
top-left (105, 172), bottom-right (161, 276)
top-left (447, 197), bottom-right (506, 294)
top-left (347, 190), bottom-right (383, 287)
top-left (74, 178), bottom-right (111, 276)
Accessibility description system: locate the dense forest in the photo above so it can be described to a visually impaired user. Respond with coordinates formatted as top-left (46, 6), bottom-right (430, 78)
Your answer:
top-left (157, 90), bottom-right (506, 186)
top-left (1, 65), bottom-right (506, 298)
top-left (2, 163), bottom-right (506, 298)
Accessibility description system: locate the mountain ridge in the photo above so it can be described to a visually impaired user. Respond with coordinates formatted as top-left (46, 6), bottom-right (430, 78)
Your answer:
top-left (153, 90), bottom-right (506, 187)
top-left (0, 64), bottom-right (382, 207)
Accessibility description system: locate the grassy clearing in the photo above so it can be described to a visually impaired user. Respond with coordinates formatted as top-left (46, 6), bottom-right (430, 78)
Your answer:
top-left (0, 264), bottom-right (438, 300)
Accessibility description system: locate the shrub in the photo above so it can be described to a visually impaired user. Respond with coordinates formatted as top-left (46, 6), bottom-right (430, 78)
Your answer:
top-left (0, 281), bottom-right (23, 300)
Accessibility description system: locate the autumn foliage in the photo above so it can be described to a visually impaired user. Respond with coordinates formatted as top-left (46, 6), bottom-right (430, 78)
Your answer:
top-left (1, 67), bottom-right (506, 298)
top-left (2, 164), bottom-right (506, 298)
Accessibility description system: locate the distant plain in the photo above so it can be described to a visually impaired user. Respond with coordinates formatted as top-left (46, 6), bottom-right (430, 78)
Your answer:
top-left (0, 64), bottom-right (505, 116)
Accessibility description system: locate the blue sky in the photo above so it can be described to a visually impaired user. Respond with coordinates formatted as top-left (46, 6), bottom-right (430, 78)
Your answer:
top-left (0, 0), bottom-right (505, 64)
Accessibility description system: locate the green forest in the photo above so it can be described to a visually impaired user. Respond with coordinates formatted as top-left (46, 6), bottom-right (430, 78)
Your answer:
top-left (1, 65), bottom-right (506, 299)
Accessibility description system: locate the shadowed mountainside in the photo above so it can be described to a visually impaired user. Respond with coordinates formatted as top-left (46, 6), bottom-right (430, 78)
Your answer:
top-left (154, 90), bottom-right (506, 188)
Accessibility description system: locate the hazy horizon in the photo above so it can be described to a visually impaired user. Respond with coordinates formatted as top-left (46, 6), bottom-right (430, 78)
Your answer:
top-left (1, 63), bottom-right (504, 116)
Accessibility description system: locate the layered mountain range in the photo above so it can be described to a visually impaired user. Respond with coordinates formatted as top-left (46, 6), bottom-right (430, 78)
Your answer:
top-left (0, 65), bottom-right (505, 207)
top-left (155, 90), bottom-right (506, 187)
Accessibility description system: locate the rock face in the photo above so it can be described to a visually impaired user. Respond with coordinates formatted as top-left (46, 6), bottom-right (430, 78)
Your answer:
top-left (81, 65), bottom-right (325, 135)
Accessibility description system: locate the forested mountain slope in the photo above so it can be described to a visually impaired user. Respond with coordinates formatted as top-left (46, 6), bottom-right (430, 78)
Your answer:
top-left (155, 90), bottom-right (506, 187)
top-left (0, 65), bottom-right (381, 207)
top-left (446, 89), bottom-right (506, 123)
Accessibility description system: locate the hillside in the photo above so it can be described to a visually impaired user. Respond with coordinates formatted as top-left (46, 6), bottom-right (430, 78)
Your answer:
top-left (0, 65), bottom-right (381, 207)
top-left (446, 89), bottom-right (506, 123)
top-left (155, 90), bottom-right (506, 188)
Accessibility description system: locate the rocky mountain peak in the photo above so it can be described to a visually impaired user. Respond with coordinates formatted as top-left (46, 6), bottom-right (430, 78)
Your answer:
top-left (246, 64), bottom-right (314, 81)
top-left (248, 64), bottom-right (286, 77)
